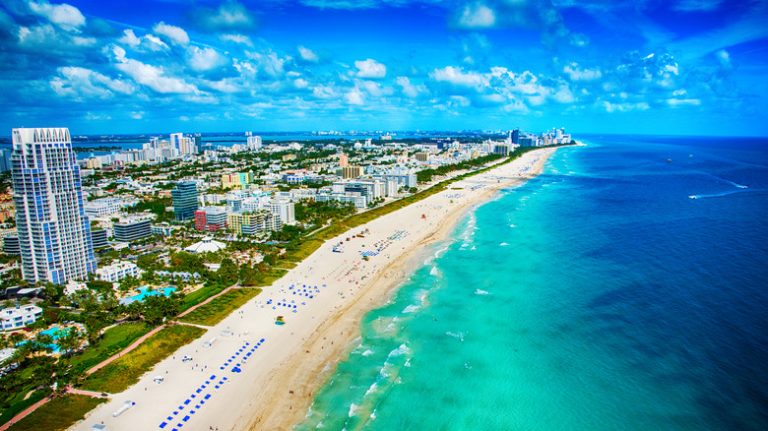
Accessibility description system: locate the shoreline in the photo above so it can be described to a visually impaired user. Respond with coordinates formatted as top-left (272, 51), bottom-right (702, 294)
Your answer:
top-left (69, 146), bottom-right (559, 431)
top-left (244, 147), bottom-right (557, 430)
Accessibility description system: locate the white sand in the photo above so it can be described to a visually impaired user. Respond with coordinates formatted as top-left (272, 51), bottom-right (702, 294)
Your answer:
top-left (70, 147), bottom-right (556, 431)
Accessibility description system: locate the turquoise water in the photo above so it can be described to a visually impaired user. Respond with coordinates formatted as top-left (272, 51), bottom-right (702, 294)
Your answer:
top-left (297, 137), bottom-right (768, 430)
top-left (119, 286), bottom-right (176, 305)
top-left (17, 326), bottom-right (69, 353)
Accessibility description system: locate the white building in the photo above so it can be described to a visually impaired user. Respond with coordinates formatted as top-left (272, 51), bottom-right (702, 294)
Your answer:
top-left (95, 261), bottom-right (141, 282)
top-left (1, 305), bottom-right (43, 331)
top-left (246, 133), bottom-right (262, 151)
top-left (84, 197), bottom-right (137, 218)
top-left (11, 128), bottom-right (96, 284)
top-left (270, 199), bottom-right (296, 225)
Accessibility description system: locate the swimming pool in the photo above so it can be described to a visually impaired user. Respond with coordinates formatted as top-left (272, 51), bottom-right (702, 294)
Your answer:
top-left (119, 286), bottom-right (177, 305)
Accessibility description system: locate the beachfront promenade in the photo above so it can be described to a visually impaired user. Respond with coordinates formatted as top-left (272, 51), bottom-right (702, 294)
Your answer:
top-left (67, 147), bottom-right (556, 431)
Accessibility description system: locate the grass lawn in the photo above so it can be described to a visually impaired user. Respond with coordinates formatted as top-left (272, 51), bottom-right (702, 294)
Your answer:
top-left (0, 389), bottom-right (51, 427)
top-left (80, 325), bottom-right (205, 393)
top-left (7, 395), bottom-right (105, 431)
top-left (181, 283), bottom-right (228, 310)
top-left (180, 288), bottom-right (261, 326)
top-left (66, 322), bottom-right (151, 373)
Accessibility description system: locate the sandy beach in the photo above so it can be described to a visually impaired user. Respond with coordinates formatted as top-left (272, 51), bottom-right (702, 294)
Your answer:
top-left (69, 146), bottom-right (557, 431)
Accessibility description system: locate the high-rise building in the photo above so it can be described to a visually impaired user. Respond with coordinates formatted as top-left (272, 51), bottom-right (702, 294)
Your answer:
top-left (11, 128), bottom-right (96, 284)
top-left (113, 216), bottom-right (153, 242)
top-left (511, 129), bottom-right (520, 145)
top-left (339, 152), bottom-right (349, 168)
top-left (172, 181), bottom-right (199, 221)
top-left (246, 133), bottom-right (262, 151)
top-left (0, 148), bottom-right (12, 172)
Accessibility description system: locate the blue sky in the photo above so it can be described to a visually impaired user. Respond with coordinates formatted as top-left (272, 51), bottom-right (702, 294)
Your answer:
top-left (0, 0), bottom-right (766, 135)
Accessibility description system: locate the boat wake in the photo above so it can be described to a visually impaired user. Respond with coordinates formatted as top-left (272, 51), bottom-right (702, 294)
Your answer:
top-left (689, 188), bottom-right (752, 200)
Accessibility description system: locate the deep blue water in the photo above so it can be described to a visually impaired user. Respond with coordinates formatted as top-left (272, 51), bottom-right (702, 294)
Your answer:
top-left (296, 136), bottom-right (768, 430)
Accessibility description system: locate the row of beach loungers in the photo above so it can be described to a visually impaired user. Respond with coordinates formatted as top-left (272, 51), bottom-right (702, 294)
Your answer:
top-left (157, 338), bottom-right (266, 430)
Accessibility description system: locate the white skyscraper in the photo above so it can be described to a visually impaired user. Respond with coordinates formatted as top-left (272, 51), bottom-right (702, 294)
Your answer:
top-left (246, 133), bottom-right (262, 151)
top-left (11, 128), bottom-right (96, 284)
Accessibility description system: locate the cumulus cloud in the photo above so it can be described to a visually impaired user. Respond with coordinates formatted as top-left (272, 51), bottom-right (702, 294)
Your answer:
top-left (346, 87), bottom-right (365, 105)
top-left (396, 76), bottom-right (426, 98)
top-left (456, 2), bottom-right (496, 29)
top-left (219, 33), bottom-right (253, 46)
top-left (431, 66), bottom-right (487, 89)
top-left (193, 1), bottom-right (254, 31)
top-left (563, 63), bottom-right (602, 81)
top-left (50, 66), bottom-right (134, 99)
top-left (298, 46), bottom-right (319, 63)
top-left (152, 22), bottom-right (189, 45)
top-left (119, 29), bottom-right (170, 52)
top-left (188, 46), bottom-right (227, 72)
top-left (17, 23), bottom-right (96, 50)
top-left (355, 58), bottom-right (387, 78)
top-left (28, 0), bottom-right (85, 31)
top-left (112, 52), bottom-right (198, 94)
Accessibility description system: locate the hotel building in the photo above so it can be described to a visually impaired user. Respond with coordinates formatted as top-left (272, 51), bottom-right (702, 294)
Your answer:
top-left (11, 128), bottom-right (96, 284)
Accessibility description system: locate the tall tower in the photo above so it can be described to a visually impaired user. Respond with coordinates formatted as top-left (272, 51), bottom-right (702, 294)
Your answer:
top-left (11, 128), bottom-right (96, 284)
top-left (172, 181), bottom-right (199, 221)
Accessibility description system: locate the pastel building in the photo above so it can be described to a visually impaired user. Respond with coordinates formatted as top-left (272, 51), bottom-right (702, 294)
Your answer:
top-left (221, 172), bottom-right (252, 190)
top-left (227, 210), bottom-right (281, 236)
top-left (194, 206), bottom-right (227, 231)
top-left (11, 128), bottom-right (96, 284)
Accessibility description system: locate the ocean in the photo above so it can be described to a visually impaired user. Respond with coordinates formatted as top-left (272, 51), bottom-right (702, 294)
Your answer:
top-left (295, 136), bottom-right (768, 430)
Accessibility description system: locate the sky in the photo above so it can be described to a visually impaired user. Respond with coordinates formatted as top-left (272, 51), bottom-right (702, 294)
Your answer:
top-left (0, 0), bottom-right (767, 135)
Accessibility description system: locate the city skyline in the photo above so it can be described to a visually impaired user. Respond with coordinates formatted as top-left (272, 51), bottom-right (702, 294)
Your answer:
top-left (1, 1), bottom-right (767, 136)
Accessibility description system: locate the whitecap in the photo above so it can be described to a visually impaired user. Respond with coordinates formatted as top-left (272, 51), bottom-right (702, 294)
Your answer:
top-left (402, 304), bottom-right (420, 314)
top-left (499, 242), bottom-right (509, 246)
top-left (474, 289), bottom-right (489, 295)
top-left (509, 224), bottom-right (516, 228)
top-left (364, 382), bottom-right (378, 396)
top-left (348, 403), bottom-right (360, 418)
top-left (429, 266), bottom-right (440, 277)
top-left (446, 331), bottom-right (465, 342)
top-left (361, 349), bottom-right (374, 357)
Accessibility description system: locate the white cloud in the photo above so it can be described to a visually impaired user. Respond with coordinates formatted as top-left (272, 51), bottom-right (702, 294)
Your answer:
top-left (152, 22), bottom-right (189, 46)
top-left (355, 58), bottom-right (387, 79)
top-left (312, 85), bottom-right (335, 99)
top-left (563, 63), bottom-right (602, 81)
top-left (114, 55), bottom-right (198, 94)
top-left (202, 78), bottom-right (240, 93)
top-left (220, 33), bottom-right (253, 46)
top-left (294, 78), bottom-right (309, 89)
top-left (130, 111), bottom-right (144, 120)
top-left (667, 98), bottom-right (701, 107)
top-left (431, 66), bottom-right (487, 88)
top-left (118, 29), bottom-right (141, 47)
top-left (245, 51), bottom-right (287, 77)
top-left (188, 46), bottom-right (226, 72)
top-left (28, 1), bottom-right (85, 31)
top-left (50, 66), bottom-right (134, 99)
top-left (118, 29), bottom-right (169, 52)
top-left (17, 23), bottom-right (95, 49)
top-left (456, 3), bottom-right (496, 29)
top-left (298, 46), bottom-right (319, 63)
top-left (396, 76), bottom-right (425, 98)
top-left (345, 87), bottom-right (365, 105)
top-left (196, 1), bottom-right (254, 30)
top-left (602, 101), bottom-right (650, 113)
